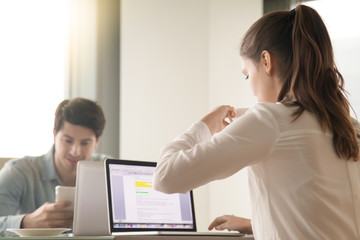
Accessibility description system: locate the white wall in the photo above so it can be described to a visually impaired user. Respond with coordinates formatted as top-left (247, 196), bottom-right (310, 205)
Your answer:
top-left (206, 0), bottom-right (261, 227)
top-left (120, 0), bottom-right (262, 231)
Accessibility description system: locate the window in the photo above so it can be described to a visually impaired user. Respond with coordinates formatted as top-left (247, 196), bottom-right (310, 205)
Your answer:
top-left (304, 0), bottom-right (360, 118)
top-left (0, 0), bottom-right (69, 157)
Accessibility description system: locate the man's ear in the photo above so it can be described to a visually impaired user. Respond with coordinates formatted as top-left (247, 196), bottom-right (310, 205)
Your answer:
top-left (95, 136), bottom-right (101, 149)
top-left (53, 129), bottom-right (57, 142)
top-left (260, 50), bottom-right (273, 75)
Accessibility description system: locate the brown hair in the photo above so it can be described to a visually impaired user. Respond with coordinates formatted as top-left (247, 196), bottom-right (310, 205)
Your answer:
top-left (240, 4), bottom-right (359, 160)
top-left (54, 98), bottom-right (105, 139)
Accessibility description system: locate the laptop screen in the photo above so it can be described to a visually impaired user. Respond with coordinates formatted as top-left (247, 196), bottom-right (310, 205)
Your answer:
top-left (105, 159), bottom-right (197, 233)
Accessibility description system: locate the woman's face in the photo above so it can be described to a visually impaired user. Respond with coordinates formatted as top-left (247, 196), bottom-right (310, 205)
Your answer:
top-left (240, 55), bottom-right (280, 103)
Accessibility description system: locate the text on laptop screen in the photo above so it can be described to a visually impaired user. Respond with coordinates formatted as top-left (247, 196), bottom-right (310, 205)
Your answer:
top-left (107, 161), bottom-right (196, 231)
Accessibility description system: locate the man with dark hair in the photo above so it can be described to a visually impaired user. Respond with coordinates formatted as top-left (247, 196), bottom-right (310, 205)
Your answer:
top-left (0, 98), bottom-right (108, 236)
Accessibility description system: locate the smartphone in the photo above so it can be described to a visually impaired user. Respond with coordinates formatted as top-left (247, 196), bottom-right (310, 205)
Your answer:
top-left (55, 185), bottom-right (75, 211)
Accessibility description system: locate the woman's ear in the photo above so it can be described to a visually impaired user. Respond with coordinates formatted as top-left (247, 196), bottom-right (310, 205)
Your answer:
top-left (260, 50), bottom-right (272, 75)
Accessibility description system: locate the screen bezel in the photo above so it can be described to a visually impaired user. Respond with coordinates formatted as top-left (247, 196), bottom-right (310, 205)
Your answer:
top-left (104, 158), bottom-right (197, 233)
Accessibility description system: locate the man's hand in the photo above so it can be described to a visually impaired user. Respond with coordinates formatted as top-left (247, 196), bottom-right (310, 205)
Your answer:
top-left (21, 201), bottom-right (73, 228)
top-left (208, 215), bottom-right (252, 234)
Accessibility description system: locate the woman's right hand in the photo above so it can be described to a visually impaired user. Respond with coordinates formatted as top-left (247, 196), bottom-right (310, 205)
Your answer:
top-left (201, 105), bottom-right (236, 136)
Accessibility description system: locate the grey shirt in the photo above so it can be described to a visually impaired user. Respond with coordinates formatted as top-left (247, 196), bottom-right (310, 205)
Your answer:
top-left (0, 146), bottom-right (108, 236)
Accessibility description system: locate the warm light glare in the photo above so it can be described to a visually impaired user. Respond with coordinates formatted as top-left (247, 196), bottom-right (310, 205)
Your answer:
top-left (304, 0), bottom-right (360, 39)
top-left (305, 0), bottom-right (360, 118)
top-left (0, 0), bottom-right (69, 157)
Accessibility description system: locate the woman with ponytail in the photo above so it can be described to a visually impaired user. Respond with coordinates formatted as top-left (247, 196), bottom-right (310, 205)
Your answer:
top-left (153, 4), bottom-right (360, 239)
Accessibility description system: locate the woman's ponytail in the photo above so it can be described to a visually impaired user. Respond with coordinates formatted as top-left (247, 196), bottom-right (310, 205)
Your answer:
top-left (288, 5), bottom-right (359, 160)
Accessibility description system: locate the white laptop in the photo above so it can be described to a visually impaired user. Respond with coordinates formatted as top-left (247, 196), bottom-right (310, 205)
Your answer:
top-left (104, 158), bottom-right (245, 237)
top-left (73, 161), bottom-right (110, 236)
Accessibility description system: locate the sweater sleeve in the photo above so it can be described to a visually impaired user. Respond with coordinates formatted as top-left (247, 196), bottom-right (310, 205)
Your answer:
top-left (153, 104), bottom-right (279, 194)
top-left (0, 162), bottom-right (26, 236)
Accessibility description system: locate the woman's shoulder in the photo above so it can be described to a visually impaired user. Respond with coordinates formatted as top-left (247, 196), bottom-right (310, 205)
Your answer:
top-left (247, 102), bottom-right (316, 131)
top-left (248, 102), bottom-right (293, 118)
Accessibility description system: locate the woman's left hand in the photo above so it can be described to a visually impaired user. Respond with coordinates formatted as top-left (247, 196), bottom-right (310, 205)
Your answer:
top-left (201, 105), bottom-right (235, 135)
top-left (208, 215), bottom-right (252, 234)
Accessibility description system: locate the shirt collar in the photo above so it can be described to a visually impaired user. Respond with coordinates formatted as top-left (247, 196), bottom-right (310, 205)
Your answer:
top-left (42, 145), bottom-right (61, 183)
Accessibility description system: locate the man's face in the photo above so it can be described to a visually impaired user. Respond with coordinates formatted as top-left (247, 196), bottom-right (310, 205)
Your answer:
top-left (53, 121), bottom-right (100, 178)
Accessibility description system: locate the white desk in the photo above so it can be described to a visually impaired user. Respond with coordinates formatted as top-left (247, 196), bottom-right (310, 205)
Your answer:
top-left (0, 234), bottom-right (254, 240)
